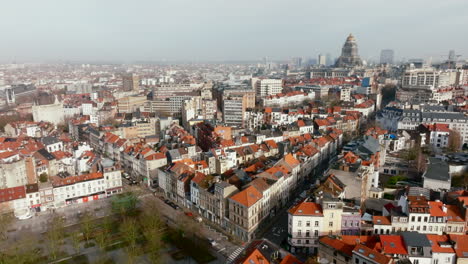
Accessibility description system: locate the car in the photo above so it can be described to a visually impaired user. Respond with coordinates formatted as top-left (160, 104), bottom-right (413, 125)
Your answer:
top-left (207, 238), bottom-right (217, 247)
top-left (185, 212), bottom-right (194, 217)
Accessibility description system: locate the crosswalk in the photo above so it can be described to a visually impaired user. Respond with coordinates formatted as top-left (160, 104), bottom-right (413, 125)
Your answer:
top-left (227, 246), bottom-right (244, 263)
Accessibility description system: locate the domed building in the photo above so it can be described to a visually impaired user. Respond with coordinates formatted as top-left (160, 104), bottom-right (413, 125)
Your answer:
top-left (334, 34), bottom-right (363, 68)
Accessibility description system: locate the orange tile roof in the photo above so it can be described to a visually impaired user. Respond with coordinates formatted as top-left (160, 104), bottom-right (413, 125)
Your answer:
top-left (446, 205), bottom-right (464, 222)
top-left (449, 235), bottom-right (468, 258)
top-left (192, 172), bottom-right (207, 184)
top-left (288, 201), bottom-right (323, 216)
top-left (284, 153), bottom-right (300, 167)
top-left (265, 140), bottom-right (278, 149)
top-left (319, 237), bottom-right (354, 257)
top-left (426, 235), bottom-right (455, 253)
top-left (353, 244), bottom-right (390, 264)
top-left (373, 216), bottom-right (391, 225)
top-left (230, 185), bottom-right (263, 208)
top-left (279, 254), bottom-right (303, 264)
top-left (240, 248), bottom-right (270, 264)
top-left (379, 235), bottom-right (408, 255)
top-left (51, 172), bottom-right (103, 187)
top-left (428, 201), bottom-right (447, 217)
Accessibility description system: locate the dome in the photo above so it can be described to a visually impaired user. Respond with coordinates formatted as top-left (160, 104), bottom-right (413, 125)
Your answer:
top-left (346, 33), bottom-right (355, 42)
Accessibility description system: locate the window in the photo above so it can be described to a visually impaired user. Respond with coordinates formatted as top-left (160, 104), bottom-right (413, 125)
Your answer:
top-left (298, 230), bottom-right (302, 236)
top-left (298, 221), bottom-right (302, 227)
top-left (315, 221), bottom-right (319, 227)
top-left (306, 221), bottom-right (310, 227)
top-left (411, 216), bottom-right (415, 222)
top-left (306, 231), bottom-right (310, 237)
top-left (314, 230), bottom-right (319, 237)
top-left (355, 258), bottom-right (359, 264)
top-left (329, 222), bottom-right (333, 227)
top-left (344, 221), bottom-right (347, 227)
top-left (418, 216), bottom-right (421, 222)
top-left (305, 240), bottom-right (309, 244)
top-left (297, 239), bottom-right (301, 244)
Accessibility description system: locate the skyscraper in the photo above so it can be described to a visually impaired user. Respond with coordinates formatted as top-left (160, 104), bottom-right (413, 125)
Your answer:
top-left (122, 73), bottom-right (139, 92)
top-left (448, 50), bottom-right (456, 62)
top-left (334, 34), bottom-right (363, 68)
top-left (380, 49), bottom-right (394, 65)
top-left (318, 54), bottom-right (326, 66)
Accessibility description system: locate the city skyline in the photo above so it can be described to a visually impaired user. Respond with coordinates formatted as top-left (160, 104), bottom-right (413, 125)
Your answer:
top-left (0, 0), bottom-right (467, 63)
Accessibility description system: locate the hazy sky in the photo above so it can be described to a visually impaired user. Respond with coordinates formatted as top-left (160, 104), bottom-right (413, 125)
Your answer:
top-left (1, 0), bottom-right (467, 62)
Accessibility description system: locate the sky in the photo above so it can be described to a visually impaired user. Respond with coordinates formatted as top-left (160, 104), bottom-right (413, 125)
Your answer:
top-left (0, 0), bottom-right (467, 63)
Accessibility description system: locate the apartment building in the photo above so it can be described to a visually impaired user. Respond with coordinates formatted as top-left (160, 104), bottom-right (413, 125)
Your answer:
top-left (288, 201), bottom-right (324, 254)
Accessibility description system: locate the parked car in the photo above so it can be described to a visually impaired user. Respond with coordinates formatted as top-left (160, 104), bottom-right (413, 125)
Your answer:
top-left (207, 238), bottom-right (217, 247)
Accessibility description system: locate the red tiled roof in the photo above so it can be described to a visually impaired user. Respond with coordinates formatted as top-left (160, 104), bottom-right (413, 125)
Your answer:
top-left (449, 235), bottom-right (468, 258)
top-left (426, 235), bottom-right (455, 253)
top-left (380, 235), bottom-right (408, 255)
top-left (288, 201), bottom-right (323, 216)
top-left (353, 244), bottom-right (390, 264)
top-left (51, 172), bottom-right (103, 187)
top-left (319, 237), bottom-right (354, 257)
top-left (428, 201), bottom-right (447, 217)
top-left (373, 216), bottom-right (391, 225)
top-left (230, 185), bottom-right (263, 208)
top-left (0, 186), bottom-right (26, 202)
top-left (280, 254), bottom-right (303, 264)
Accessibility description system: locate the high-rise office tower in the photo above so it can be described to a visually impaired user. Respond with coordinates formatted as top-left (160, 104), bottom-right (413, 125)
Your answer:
top-left (448, 50), bottom-right (456, 62)
top-left (122, 73), bottom-right (139, 92)
top-left (318, 54), bottom-right (326, 66)
top-left (380, 49), bottom-right (394, 65)
top-left (334, 34), bottom-right (363, 67)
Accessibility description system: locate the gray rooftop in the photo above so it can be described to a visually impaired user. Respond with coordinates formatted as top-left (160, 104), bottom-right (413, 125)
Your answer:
top-left (424, 158), bottom-right (450, 182)
top-left (401, 232), bottom-right (431, 247)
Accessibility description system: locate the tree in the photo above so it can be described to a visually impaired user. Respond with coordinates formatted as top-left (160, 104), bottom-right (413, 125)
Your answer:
top-left (0, 213), bottom-right (13, 240)
top-left (80, 211), bottom-right (95, 244)
top-left (95, 229), bottom-right (108, 250)
top-left (120, 217), bottom-right (140, 263)
top-left (0, 235), bottom-right (39, 264)
top-left (46, 214), bottom-right (65, 260)
top-left (447, 130), bottom-right (462, 152)
top-left (111, 192), bottom-right (139, 216)
top-left (140, 203), bottom-right (164, 263)
top-left (39, 172), bottom-right (48, 183)
top-left (70, 231), bottom-right (82, 254)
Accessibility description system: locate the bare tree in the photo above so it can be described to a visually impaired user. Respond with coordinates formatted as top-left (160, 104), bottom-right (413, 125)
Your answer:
top-left (0, 213), bottom-right (13, 240)
top-left (70, 230), bottom-right (82, 254)
top-left (46, 214), bottom-right (65, 260)
top-left (140, 204), bottom-right (164, 264)
top-left (95, 229), bottom-right (108, 250)
top-left (447, 130), bottom-right (462, 152)
top-left (120, 217), bottom-right (139, 260)
top-left (80, 211), bottom-right (95, 244)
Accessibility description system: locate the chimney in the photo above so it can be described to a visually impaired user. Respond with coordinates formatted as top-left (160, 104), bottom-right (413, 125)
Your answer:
top-left (442, 205), bottom-right (447, 213)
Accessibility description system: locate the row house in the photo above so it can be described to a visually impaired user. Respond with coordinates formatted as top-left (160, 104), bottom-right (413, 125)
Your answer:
top-left (51, 172), bottom-right (107, 207)
top-left (288, 201), bottom-right (324, 254)
top-left (319, 233), bottom-right (468, 264)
